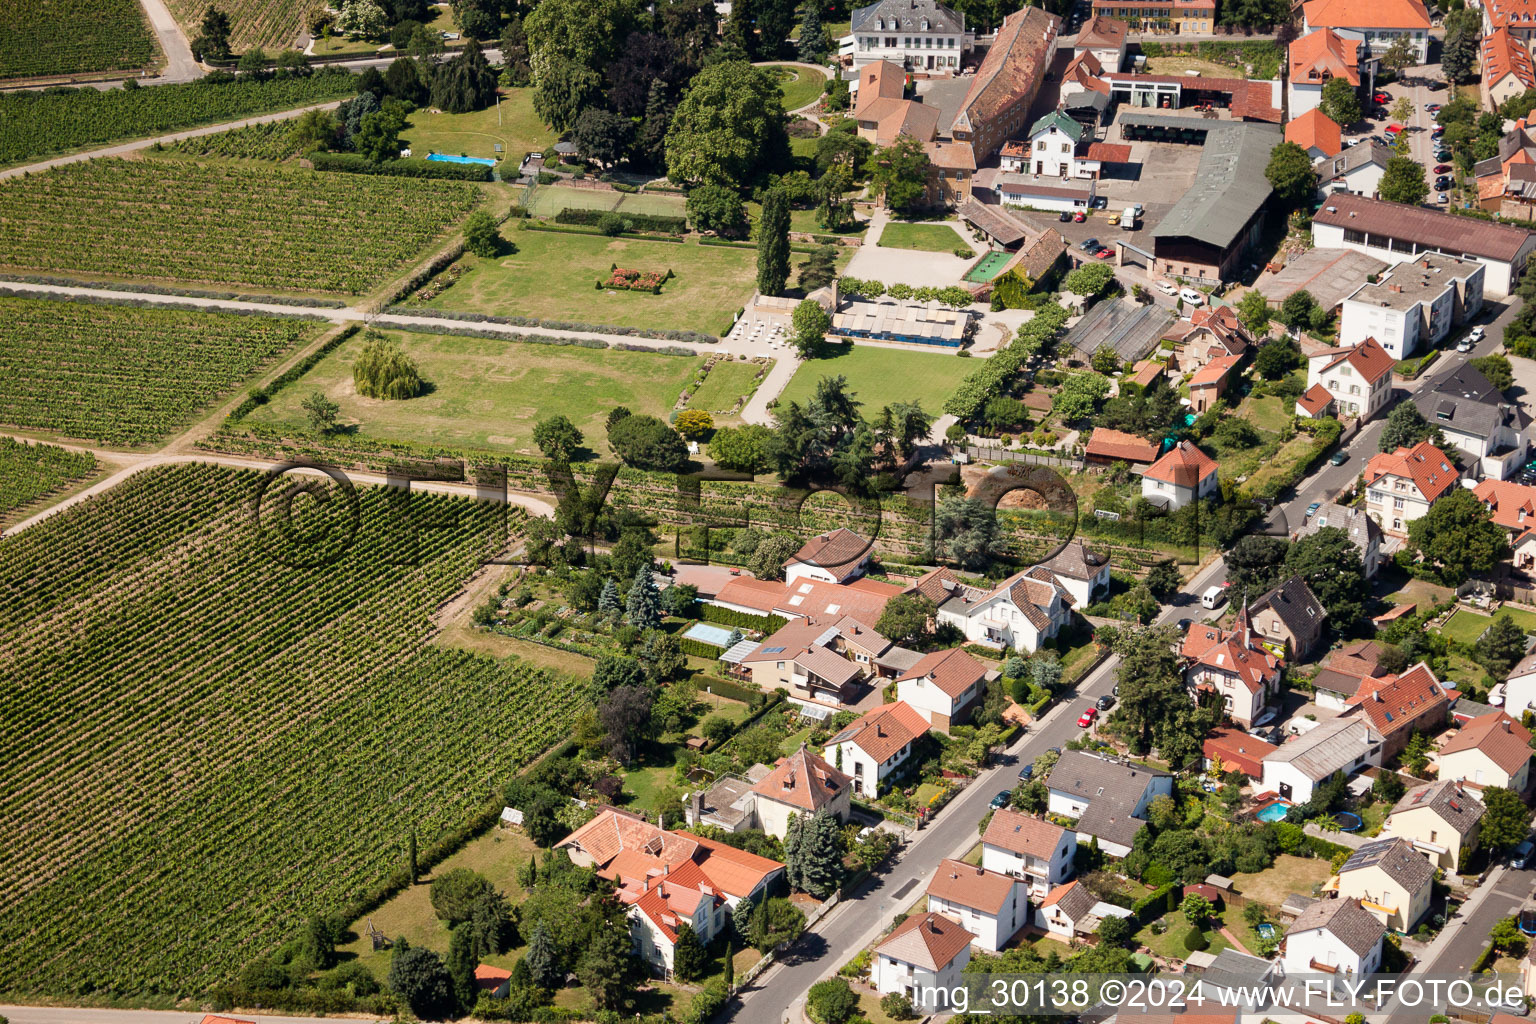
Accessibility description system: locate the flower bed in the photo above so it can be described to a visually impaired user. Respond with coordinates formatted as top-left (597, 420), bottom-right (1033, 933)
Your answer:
top-left (597, 264), bottom-right (675, 293)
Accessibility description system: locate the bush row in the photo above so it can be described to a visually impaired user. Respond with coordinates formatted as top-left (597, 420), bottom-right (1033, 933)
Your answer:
top-left (386, 320), bottom-right (609, 349)
top-left (309, 151), bottom-right (493, 181)
top-left (0, 272), bottom-right (347, 307)
top-left (381, 304), bottom-right (715, 343)
top-left (698, 676), bottom-right (763, 703)
top-left (944, 302), bottom-right (1070, 420)
top-left (698, 603), bottom-right (788, 632)
top-left (678, 635), bottom-right (726, 659)
top-left (523, 222), bottom-right (686, 243)
top-left (555, 207), bottom-right (688, 234)
top-left (1131, 882), bottom-right (1181, 924)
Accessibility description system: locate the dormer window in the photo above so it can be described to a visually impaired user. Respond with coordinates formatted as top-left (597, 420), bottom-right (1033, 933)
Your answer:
top-left (921, 17), bottom-right (929, 29)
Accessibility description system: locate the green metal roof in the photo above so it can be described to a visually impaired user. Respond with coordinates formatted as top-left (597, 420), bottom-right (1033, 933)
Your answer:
top-left (1029, 110), bottom-right (1084, 143)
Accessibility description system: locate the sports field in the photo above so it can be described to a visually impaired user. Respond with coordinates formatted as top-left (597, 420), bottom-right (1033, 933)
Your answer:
top-left (245, 328), bottom-right (708, 456)
top-left (965, 251), bottom-right (1012, 282)
top-left (774, 343), bottom-right (973, 415)
top-left (422, 227), bottom-right (758, 335)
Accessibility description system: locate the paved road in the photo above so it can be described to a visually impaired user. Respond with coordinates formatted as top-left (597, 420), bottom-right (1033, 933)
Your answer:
top-left (138, 0), bottom-right (201, 83)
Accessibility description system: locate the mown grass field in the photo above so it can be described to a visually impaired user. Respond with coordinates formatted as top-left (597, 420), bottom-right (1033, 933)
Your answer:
top-left (244, 328), bottom-right (708, 456)
top-left (423, 226), bottom-right (759, 335)
top-left (775, 343), bottom-right (974, 414)
top-left (402, 87), bottom-right (554, 165)
top-left (526, 184), bottom-right (688, 220)
top-left (0, 463), bottom-right (585, 997)
top-left (878, 221), bottom-right (972, 254)
top-left (763, 64), bottom-right (826, 111)
top-left (686, 358), bottom-right (770, 423)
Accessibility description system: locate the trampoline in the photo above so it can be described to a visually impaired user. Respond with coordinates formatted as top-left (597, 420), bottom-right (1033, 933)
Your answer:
top-left (1334, 811), bottom-right (1363, 832)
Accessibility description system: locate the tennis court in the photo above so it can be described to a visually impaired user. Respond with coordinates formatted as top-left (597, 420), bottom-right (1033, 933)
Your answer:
top-left (964, 250), bottom-right (1012, 282)
top-left (526, 185), bottom-right (688, 220)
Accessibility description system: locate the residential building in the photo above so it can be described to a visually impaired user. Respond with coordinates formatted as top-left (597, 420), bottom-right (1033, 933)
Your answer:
top-left (1256, 247), bottom-right (1389, 313)
top-left (1296, 383), bottom-right (1336, 419)
top-left (1075, 14), bottom-right (1129, 70)
top-left (1181, 607), bottom-right (1283, 729)
top-left (1039, 879), bottom-right (1134, 937)
top-left (1288, 28), bottom-right (1361, 118)
top-left (1338, 254), bottom-right (1485, 360)
top-left (786, 528), bottom-right (875, 585)
top-left (1319, 141), bottom-right (1393, 198)
top-left (1280, 897), bottom-right (1386, 991)
top-left (854, 93), bottom-right (942, 147)
top-left (1384, 779), bottom-right (1485, 872)
top-left (1312, 193), bottom-right (1536, 299)
top-left (1287, 108), bottom-right (1343, 162)
top-left (1261, 717), bottom-right (1384, 803)
top-left (475, 965), bottom-right (512, 998)
top-left (947, 7), bottom-right (1059, 165)
top-left (1141, 439), bottom-right (1219, 510)
top-left (1249, 576), bottom-right (1328, 659)
top-left (1163, 304), bottom-right (1251, 374)
top-left (1310, 639), bottom-right (1392, 710)
top-left (927, 564), bottom-right (1075, 653)
top-left (1484, 0), bottom-right (1536, 53)
top-left (1024, 110), bottom-right (1088, 178)
top-left (1085, 427), bottom-right (1160, 467)
top-left (1089, 0), bottom-right (1216, 35)
top-left (847, 0), bottom-right (974, 73)
top-left (711, 574), bottom-right (907, 630)
top-left (1034, 539), bottom-right (1111, 608)
top-left (1301, 0), bottom-right (1431, 61)
top-left (895, 647), bottom-right (990, 731)
top-left (1344, 662), bottom-right (1450, 758)
top-left (1475, 479), bottom-right (1536, 538)
top-left (622, 870), bottom-right (729, 976)
top-left (1363, 440), bottom-right (1461, 537)
top-left (1203, 724), bottom-right (1279, 779)
top-left (997, 174), bottom-right (1097, 213)
top-left (1436, 711), bottom-right (1533, 792)
top-left (1294, 503), bottom-right (1384, 579)
top-left (1187, 354), bottom-right (1242, 414)
top-left (1504, 650), bottom-right (1536, 715)
top-left (739, 617), bottom-right (884, 708)
top-left (980, 808), bottom-right (1077, 897)
top-left (1412, 361), bottom-right (1530, 481)
top-left (824, 700), bottom-right (930, 797)
top-left (1518, 526), bottom-right (1536, 571)
top-left (1331, 837), bottom-right (1434, 933)
top-left (1191, 951), bottom-right (1283, 1010)
top-left (1483, 27), bottom-right (1536, 112)
top-left (853, 59), bottom-right (906, 116)
top-left (925, 859), bottom-right (1030, 951)
top-left (1046, 750), bottom-right (1174, 856)
top-left (755, 746), bottom-right (852, 837)
top-left (1302, 336), bottom-right (1396, 421)
top-left (874, 912), bottom-right (973, 1011)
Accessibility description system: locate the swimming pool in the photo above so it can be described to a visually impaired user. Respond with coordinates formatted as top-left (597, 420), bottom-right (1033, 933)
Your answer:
top-left (1257, 922), bottom-right (1276, 940)
top-left (683, 623), bottom-right (736, 647)
top-left (1255, 801), bottom-right (1292, 823)
top-left (427, 153), bottom-right (496, 166)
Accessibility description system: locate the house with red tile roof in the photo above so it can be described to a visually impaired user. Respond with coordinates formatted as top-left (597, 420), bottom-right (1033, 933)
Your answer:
top-left (1287, 28), bottom-right (1360, 118)
top-left (1343, 662), bottom-right (1451, 758)
top-left (749, 745), bottom-right (853, 837)
top-left (929, 563), bottom-right (1076, 653)
top-left (1075, 14), bottom-right (1129, 71)
top-left (1311, 639), bottom-right (1393, 710)
top-left (825, 700), bottom-right (931, 797)
top-left (475, 964), bottom-right (513, 998)
top-left (739, 616), bottom-right (890, 707)
top-left (1188, 354), bottom-right (1242, 414)
top-left (1203, 724), bottom-right (1278, 779)
top-left (854, 59), bottom-right (906, 117)
top-left (1287, 108), bottom-right (1343, 162)
top-left (1085, 427), bottom-right (1160, 467)
top-left (1436, 711), bottom-right (1532, 792)
top-left (711, 573), bottom-right (907, 632)
top-left (1181, 606), bottom-right (1283, 728)
top-left (1163, 304), bottom-right (1251, 374)
top-left (896, 646), bottom-right (991, 731)
top-left (1484, 0), bottom-right (1536, 54)
top-left (1296, 383), bottom-right (1335, 419)
top-left (1363, 440), bottom-right (1460, 537)
top-left (1303, 336), bottom-right (1395, 421)
top-left (874, 912), bottom-right (974, 1011)
top-left (1302, 0), bottom-right (1431, 63)
top-left (948, 6), bottom-right (1059, 165)
top-left (980, 807), bottom-right (1076, 896)
top-left (1483, 27), bottom-right (1536, 111)
top-left (1141, 440), bottom-right (1219, 510)
top-left (925, 858), bottom-right (1029, 950)
top-left (1472, 478), bottom-right (1536, 536)
top-left (786, 528), bottom-right (876, 585)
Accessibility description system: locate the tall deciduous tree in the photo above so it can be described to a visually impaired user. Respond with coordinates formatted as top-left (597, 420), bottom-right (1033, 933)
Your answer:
top-left (1379, 156), bottom-right (1429, 205)
top-left (388, 947), bottom-right (456, 1019)
top-left (598, 684), bottom-right (653, 763)
top-left (1407, 487), bottom-right (1509, 585)
top-left (757, 187), bottom-right (791, 295)
top-left (791, 297), bottom-right (831, 357)
top-left (1284, 526), bottom-right (1368, 630)
top-left (533, 415), bottom-right (583, 461)
top-left (1265, 141), bottom-right (1318, 207)
top-left (866, 136), bottom-right (932, 214)
top-left (1319, 77), bottom-right (1361, 127)
top-left (1482, 787), bottom-right (1533, 849)
top-left (570, 107), bottom-right (635, 167)
top-left (667, 61), bottom-right (789, 186)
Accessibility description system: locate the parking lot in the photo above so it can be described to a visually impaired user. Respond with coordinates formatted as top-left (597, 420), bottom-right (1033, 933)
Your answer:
top-left (1340, 64), bottom-right (1455, 203)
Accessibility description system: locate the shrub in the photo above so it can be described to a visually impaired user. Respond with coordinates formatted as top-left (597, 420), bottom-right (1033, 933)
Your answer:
top-left (881, 992), bottom-right (917, 1020)
top-left (1182, 926), bottom-right (1208, 952)
top-left (598, 212), bottom-right (626, 236)
top-left (808, 978), bottom-right (859, 1024)
top-left (352, 331), bottom-right (422, 400)
top-left (309, 151), bottom-right (492, 181)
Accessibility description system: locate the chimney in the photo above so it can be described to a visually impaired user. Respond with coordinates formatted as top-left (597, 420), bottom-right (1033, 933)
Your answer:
top-left (1389, 284), bottom-right (1402, 293)
top-left (1505, 718), bottom-right (1514, 733)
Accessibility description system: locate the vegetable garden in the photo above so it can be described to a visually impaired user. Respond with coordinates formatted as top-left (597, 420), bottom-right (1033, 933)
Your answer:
top-left (0, 0), bottom-right (155, 82)
top-left (0, 70), bottom-right (358, 168)
top-left (0, 463), bottom-right (585, 997)
top-left (0, 438), bottom-right (96, 522)
top-left (0, 297), bottom-right (320, 446)
top-left (0, 160), bottom-right (482, 294)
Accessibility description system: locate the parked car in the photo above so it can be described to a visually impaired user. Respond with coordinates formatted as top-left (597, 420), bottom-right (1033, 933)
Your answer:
top-left (1018, 764), bottom-right (1034, 781)
top-left (1434, 176), bottom-right (1452, 189)
top-left (1457, 337), bottom-right (1472, 352)
top-left (1073, 210), bottom-right (1086, 222)
top-left (1386, 123), bottom-right (1404, 134)
top-left (1095, 247), bottom-right (1114, 259)
top-left (1108, 212), bottom-right (1121, 226)
top-left (1436, 150), bottom-right (1451, 162)
top-left (1438, 192), bottom-right (1450, 204)
top-left (990, 791), bottom-right (1012, 809)
top-left (1305, 501), bottom-right (1321, 518)
top-left (1428, 103), bottom-right (1442, 113)
top-left (1155, 278), bottom-right (1178, 295)
top-left (1059, 210), bottom-right (1073, 222)
top-left (1329, 451), bottom-right (1348, 466)
top-left (1096, 694), bottom-right (1115, 711)
top-left (1434, 164), bottom-right (1452, 174)
top-left (1514, 837), bottom-right (1536, 869)
top-left (1373, 91), bottom-right (1390, 103)
top-left (1179, 287), bottom-right (1205, 306)
top-left (1077, 708), bottom-right (1098, 727)
top-left (1470, 326), bottom-right (1486, 343)
top-left (1079, 237), bottom-right (1100, 251)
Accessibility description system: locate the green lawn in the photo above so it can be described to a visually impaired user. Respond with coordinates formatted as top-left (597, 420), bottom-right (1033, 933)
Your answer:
top-left (1134, 909), bottom-right (1232, 960)
top-left (424, 227), bottom-right (758, 335)
top-left (1237, 394), bottom-right (1291, 434)
top-left (1439, 609), bottom-right (1497, 644)
top-left (402, 86), bottom-right (554, 164)
top-left (244, 328), bottom-right (705, 457)
top-left (878, 221), bottom-right (972, 254)
top-left (775, 343), bottom-right (975, 413)
top-left (763, 64), bottom-right (826, 112)
top-left (1230, 854), bottom-right (1333, 906)
top-left (528, 185), bottom-right (688, 220)
top-left (687, 358), bottom-right (771, 423)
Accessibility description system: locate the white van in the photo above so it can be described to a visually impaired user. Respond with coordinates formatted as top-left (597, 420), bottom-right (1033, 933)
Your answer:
top-left (1122, 206), bottom-right (1138, 228)
top-left (1180, 288), bottom-right (1206, 306)
top-left (1201, 585), bottom-right (1226, 610)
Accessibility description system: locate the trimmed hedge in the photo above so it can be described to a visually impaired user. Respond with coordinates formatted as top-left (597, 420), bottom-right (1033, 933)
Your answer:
top-left (1131, 882), bottom-right (1180, 924)
top-left (679, 636), bottom-right (725, 659)
top-left (944, 302), bottom-right (1070, 420)
top-left (309, 151), bottom-right (493, 181)
top-left (699, 603), bottom-right (788, 632)
top-left (556, 207), bottom-right (687, 234)
top-left (382, 304), bottom-right (716, 343)
top-left (698, 676), bottom-right (762, 703)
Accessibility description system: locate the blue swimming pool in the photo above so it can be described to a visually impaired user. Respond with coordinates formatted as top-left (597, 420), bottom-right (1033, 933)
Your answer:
top-left (684, 623), bottom-right (736, 647)
top-left (1257, 922), bottom-right (1276, 940)
top-left (1255, 801), bottom-right (1292, 823)
top-left (427, 153), bottom-right (496, 166)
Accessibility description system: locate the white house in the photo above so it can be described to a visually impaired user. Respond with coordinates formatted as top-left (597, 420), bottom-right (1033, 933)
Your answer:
top-left (784, 527), bottom-right (875, 586)
top-left (1261, 717), bottom-right (1384, 803)
top-left (1047, 751), bottom-right (1174, 857)
top-left (623, 872), bottom-right (728, 976)
top-left (1287, 28), bottom-right (1360, 118)
top-left (1294, 503), bottom-right (1383, 578)
top-left (1338, 254), bottom-right (1485, 360)
top-left (931, 565), bottom-right (1074, 654)
top-left (1363, 439), bottom-right (1460, 539)
top-left (751, 746), bottom-right (854, 839)
top-left (980, 807), bottom-right (1077, 898)
top-left (846, 0), bottom-right (974, 74)
top-left (1032, 539), bottom-right (1110, 608)
top-left (1319, 142), bottom-right (1393, 198)
top-left (1025, 110), bottom-right (1088, 179)
top-left (1411, 361), bottom-right (1531, 482)
top-left (1436, 712), bottom-right (1533, 793)
top-left (1281, 897), bottom-right (1386, 993)
top-left (874, 912), bottom-right (974, 1012)
top-left (997, 174), bottom-right (1097, 214)
top-left (1505, 651), bottom-right (1536, 718)
top-left (1303, 336), bottom-right (1396, 421)
top-left (925, 858), bottom-right (1030, 951)
top-left (1180, 607), bottom-right (1283, 730)
top-left (824, 700), bottom-right (929, 797)
top-left (1301, 0), bottom-right (1431, 63)
top-left (1074, 15), bottom-right (1128, 72)
top-left (1141, 440), bottom-right (1220, 510)
top-left (895, 647), bottom-right (990, 732)
top-left (1038, 879), bottom-right (1132, 938)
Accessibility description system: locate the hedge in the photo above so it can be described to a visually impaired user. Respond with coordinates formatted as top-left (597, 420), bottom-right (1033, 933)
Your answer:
top-left (699, 604), bottom-right (789, 632)
top-left (229, 323), bottom-right (361, 421)
top-left (1131, 882), bottom-right (1181, 924)
top-left (679, 635), bottom-right (726, 659)
top-left (555, 207), bottom-right (688, 234)
top-left (698, 676), bottom-right (762, 703)
top-left (381, 304), bottom-right (716, 344)
top-left (1471, 941), bottom-right (1499, 973)
top-left (944, 302), bottom-right (1070, 420)
top-left (1303, 835), bottom-right (1352, 861)
top-left (309, 151), bottom-right (493, 181)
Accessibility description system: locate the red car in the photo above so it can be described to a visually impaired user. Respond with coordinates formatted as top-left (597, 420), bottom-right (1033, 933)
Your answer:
top-left (1373, 91), bottom-right (1390, 104)
top-left (1434, 164), bottom-right (1452, 174)
top-left (1095, 248), bottom-right (1113, 259)
top-left (1073, 211), bottom-right (1086, 222)
top-left (1385, 123), bottom-right (1404, 134)
top-left (1077, 707), bottom-right (1098, 728)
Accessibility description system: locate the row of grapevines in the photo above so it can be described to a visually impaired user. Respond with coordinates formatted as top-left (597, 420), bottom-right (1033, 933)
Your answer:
top-left (0, 437), bottom-right (96, 521)
top-left (0, 69), bottom-right (358, 167)
top-left (0, 463), bottom-right (574, 997)
top-left (0, 296), bottom-right (320, 446)
top-left (0, 0), bottom-right (155, 82)
top-left (167, 119), bottom-right (303, 161)
top-left (0, 160), bottom-right (482, 294)
top-left (165, 0), bottom-right (310, 53)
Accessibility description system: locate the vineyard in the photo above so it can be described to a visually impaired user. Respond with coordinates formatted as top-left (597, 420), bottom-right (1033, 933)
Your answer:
top-left (166, 0), bottom-right (309, 52)
top-left (0, 0), bottom-right (155, 82)
top-left (0, 438), bottom-right (96, 522)
top-left (0, 161), bottom-right (482, 294)
top-left (0, 463), bottom-right (584, 996)
top-left (0, 69), bottom-right (357, 167)
top-left (0, 297), bottom-right (321, 446)
top-left (168, 119), bottom-right (303, 161)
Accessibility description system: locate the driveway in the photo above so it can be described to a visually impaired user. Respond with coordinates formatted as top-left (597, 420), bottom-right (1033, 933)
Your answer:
top-left (843, 213), bottom-right (978, 286)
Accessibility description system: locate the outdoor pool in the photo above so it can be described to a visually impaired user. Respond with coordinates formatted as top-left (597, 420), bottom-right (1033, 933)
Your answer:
top-left (1257, 923), bottom-right (1276, 940)
top-left (683, 623), bottom-right (736, 647)
top-left (1255, 801), bottom-right (1292, 823)
top-left (427, 153), bottom-right (496, 166)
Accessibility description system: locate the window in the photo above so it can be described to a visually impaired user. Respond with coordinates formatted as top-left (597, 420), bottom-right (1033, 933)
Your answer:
top-left (1393, 497), bottom-right (1405, 509)
top-left (1344, 228), bottom-right (1366, 244)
